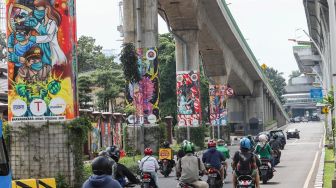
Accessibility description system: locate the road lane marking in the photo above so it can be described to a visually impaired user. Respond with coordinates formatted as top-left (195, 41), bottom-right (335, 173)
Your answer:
top-left (319, 137), bottom-right (323, 148)
top-left (303, 151), bottom-right (319, 188)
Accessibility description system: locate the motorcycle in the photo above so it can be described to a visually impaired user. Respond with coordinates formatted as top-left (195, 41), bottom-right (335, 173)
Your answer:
top-left (259, 158), bottom-right (273, 184)
top-left (205, 164), bottom-right (223, 188)
top-left (272, 149), bottom-right (281, 166)
top-left (159, 159), bottom-right (173, 177)
top-left (140, 172), bottom-right (157, 188)
top-left (236, 175), bottom-right (255, 188)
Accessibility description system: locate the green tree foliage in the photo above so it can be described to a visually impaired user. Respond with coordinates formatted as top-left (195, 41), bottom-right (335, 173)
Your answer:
top-left (200, 68), bottom-right (210, 123)
top-left (288, 70), bottom-right (301, 84)
top-left (77, 36), bottom-right (106, 73)
top-left (120, 43), bottom-right (141, 83)
top-left (78, 75), bottom-right (94, 109)
top-left (158, 34), bottom-right (177, 120)
top-left (265, 67), bottom-right (287, 104)
top-left (94, 69), bottom-right (125, 111)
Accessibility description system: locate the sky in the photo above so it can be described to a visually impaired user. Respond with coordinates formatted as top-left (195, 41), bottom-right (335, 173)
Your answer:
top-left (76, 0), bottom-right (309, 80)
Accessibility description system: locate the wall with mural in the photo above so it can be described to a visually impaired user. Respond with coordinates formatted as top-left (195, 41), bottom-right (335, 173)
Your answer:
top-left (6, 0), bottom-right (78, 122)
top-left (125, 47), bottom-right (159, 124)
top-left (176, 71), bottom-right (201, 126)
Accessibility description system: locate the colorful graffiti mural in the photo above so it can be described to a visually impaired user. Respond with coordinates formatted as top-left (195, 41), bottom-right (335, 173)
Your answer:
top-left (126, 47), bottom-right (159, 124)
top-left (113, 121), bottom-right (122, 148)
top-left (91, 121), bottom-right (100, 153)
top-left (209, 85), bottom-right (228, 125)
top-left (176, 71), bottom-right (201, 126)
top-left (6, 0), bottom-right (78, 122)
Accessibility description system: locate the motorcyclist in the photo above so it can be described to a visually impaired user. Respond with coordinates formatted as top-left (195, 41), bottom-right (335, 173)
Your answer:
top-left (269, 134), bottom-right (281, 164)
top-left (105, 146), bottom-right (140, 186)
top-left (177, 140), bottom-right (188, 160)
top-left (176, 141), bottom-right (208, 188)
top-left (82, 156), bottom-right (122, 188)
top-left (247, 135), bottom-right (256, 150)
top-left (255, 134), bottom-right (274, 168)
top-left (216, 139), bottom-right (229, 178)
top-left (202, 140), bottom-right (225, 181)
top-left (139, 147), bottom-right (160, 188)
top-left (232, 137), bottom-right (260, 188)
top-left (159, 141), bottom-right (175, 168)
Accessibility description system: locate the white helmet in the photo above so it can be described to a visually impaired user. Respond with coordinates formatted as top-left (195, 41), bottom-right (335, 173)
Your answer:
top-left (258, 134), bottom-right (268, 143)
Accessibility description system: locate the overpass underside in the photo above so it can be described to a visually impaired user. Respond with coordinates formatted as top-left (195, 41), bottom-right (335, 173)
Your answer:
top-left (123, 0), bottom-right (289, 135)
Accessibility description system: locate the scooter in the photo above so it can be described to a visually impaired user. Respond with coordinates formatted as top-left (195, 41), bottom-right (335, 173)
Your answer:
top-left (177, 182), bottom-right (195, 188)
top-left (140, 172), bottom-right (157, 188)
top-left (259, 158), bottom-right (273, 184)
top-left (159, 159), bottom-right (173, 177)
top-left (205, 164), bottom-right (223, 188)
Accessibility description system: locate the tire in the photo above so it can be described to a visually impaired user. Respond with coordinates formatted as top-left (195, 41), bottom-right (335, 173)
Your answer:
top-left (262, 177), bottom-right (267, 184)
top-left (143, 183), bottom-right (149, 188)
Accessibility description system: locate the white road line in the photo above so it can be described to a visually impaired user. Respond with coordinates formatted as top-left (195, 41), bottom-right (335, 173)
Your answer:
top-left (303, 151), bottom-right (319, 188)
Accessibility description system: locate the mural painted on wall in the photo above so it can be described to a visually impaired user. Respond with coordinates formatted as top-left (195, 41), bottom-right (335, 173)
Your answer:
top-left (209, 85), bottom-right (228, 125)
top-left (101, 120), bottom-right (111, 148)
top-left (125, 47), bottom-right (159, 124)
top-left (6, 0), bottom-right (78, 122)
top-left (176, 71), bottom-right (201, 126)
top-left (113, 122), bottom-right (122, 148)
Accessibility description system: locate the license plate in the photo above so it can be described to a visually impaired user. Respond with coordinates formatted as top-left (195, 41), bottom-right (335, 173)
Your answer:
top-left (142, 179), bottom-right (151, 183)
top-left (209, 173), bottom-right (217, 177)
top-left (259, 166), bottom-right (268, 170)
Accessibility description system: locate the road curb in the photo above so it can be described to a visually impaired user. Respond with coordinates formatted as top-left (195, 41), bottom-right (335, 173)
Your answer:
top-left (314, 147), bottom-right (325, 188)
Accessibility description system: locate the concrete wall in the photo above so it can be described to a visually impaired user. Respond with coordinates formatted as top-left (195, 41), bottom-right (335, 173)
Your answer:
top-left (9, 123), bottom-right (74, 184)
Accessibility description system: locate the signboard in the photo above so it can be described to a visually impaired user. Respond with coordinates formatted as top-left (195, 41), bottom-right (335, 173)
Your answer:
top-left (6, 0), bottom-right (78, 122)
top-left (125, 48), bottom-right (159, 124)
top-left (159, 148), bottom-right (172, 160)
top-left (310, 88), bottom-right (323, 99)
top-left (261, 64), bottom-right (267, 71)
top-left (322, 106), bottom-right (329, 114)
top-left (209, 85), bottom-right (228, 126)
top-left (176, 71), bottom-right (201, 126)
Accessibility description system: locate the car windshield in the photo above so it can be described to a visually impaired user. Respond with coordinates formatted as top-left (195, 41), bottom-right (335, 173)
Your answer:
top-left (288, 129), bottom-right (296, 132)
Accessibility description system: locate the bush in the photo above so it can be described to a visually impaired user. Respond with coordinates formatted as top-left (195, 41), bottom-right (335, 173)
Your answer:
top-left (55, 173), bottom-right (70, 188)
top-left (119, 155), bottom-right (143, 175)
top-left (175, 126), bottom-right (208, 149)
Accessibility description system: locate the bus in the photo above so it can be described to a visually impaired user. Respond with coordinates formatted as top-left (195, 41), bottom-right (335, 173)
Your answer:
top-left (0, 120), bottom-right (11, 188)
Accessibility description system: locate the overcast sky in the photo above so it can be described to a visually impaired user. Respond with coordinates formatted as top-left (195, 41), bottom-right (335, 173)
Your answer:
top-left (76, 0), bottom-right (309, 80)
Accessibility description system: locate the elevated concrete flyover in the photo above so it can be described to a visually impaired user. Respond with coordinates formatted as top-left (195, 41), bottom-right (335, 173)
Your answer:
top-left (158, 0), bottom-right (289, 134)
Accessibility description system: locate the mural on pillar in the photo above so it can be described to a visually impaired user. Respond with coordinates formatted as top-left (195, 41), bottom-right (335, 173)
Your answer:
top-left (6, 0), bottom-right (78, 122)
top-left (113, 122), bottom-right (122, 148)
top-left (91, 121), bottom-right (101, 153)
top-left (100, 119), bottom-right (112, 148)
top-left (209, 85), bottom-right (228, 126)
top-left (125, 47), bottom-right (159, 124)
top-left (176, 71), bottom-right (201, 126)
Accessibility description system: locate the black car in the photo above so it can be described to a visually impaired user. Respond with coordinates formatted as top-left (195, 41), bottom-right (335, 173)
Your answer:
top-left (311, 115), bottom-right (320, 121)
top-left (286, 128), bottom-right (300, 139)
top-left (269, 130), bottom-right (286, 150)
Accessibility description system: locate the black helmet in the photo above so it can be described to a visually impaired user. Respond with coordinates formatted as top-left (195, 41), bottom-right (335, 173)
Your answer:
top-left (162, 141), bottom-right (170, 148)
top-left (91, 156), bottom-right (114, 175)
top-left (272, 134), bottom-right (278, 139)
top-left (105, 145), bottom-right (120, 162)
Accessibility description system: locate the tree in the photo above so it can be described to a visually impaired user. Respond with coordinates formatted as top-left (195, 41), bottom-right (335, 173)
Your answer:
top-left (78, 74), bottom-right (94, 109)
top-left (265, 67), bottom-right (287, 104)
top-left (289, 70), bottom-right (301, 79)
top-left (158, 34), bottom-right (177, 120)
top-left (77, 36), bottom-right (106, 73)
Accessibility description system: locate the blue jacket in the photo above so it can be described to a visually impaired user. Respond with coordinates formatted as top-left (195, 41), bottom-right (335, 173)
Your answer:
top-left (202, 147), bottom-right (225, 170)
top-left (82, 175), bottom-right (122, 188)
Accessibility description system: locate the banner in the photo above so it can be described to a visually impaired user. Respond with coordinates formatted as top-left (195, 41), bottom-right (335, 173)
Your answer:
top-left (176, 71), bottom-right (201, 126)
top-left (6, 0), bottom-right (78, 122)
top-left (209, 85), bottom-right (228, 126)
top-left (113, 121), bottom-right (122, 148)
top-left (90, 122), bottom-right (100, 153)
top-left (125, 47), bottom-right (159, 124)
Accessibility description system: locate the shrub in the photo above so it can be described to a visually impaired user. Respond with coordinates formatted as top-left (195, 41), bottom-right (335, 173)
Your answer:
top-left (175, 126), bottom-right (208, 149)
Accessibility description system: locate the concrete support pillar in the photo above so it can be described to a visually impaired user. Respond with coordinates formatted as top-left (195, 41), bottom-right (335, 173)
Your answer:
top-left (123, 0), bottom-right (158, 47)
top-left (175, 30), bottom-right (200, 71)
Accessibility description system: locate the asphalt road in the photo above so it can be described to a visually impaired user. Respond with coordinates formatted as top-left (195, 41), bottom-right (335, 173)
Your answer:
top-left (134, 121), bottom-right (324, 188)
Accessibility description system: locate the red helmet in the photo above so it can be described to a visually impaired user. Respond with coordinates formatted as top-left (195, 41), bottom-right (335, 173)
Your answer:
top-left (208, 140), bottom-right (216, 148)
top-left (144, 148), bottom-right (153, 155)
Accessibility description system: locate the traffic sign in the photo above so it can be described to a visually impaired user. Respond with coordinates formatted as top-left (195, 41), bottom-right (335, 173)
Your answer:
top-left (226, 87), bottom-right (234, 96)
top-left (322, 106), bottom-right (329, 114)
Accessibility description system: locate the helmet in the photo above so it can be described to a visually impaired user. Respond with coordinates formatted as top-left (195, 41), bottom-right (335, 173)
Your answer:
top-left (162, 141), bottom-right (170, 148)
top-left (240, 137), bottom-right (252, 150)
top-left (144, 148), bottom-right (153, 155)
top-left (247, 135), bottom-right (253, 140)
top-left (105, 145), bottom-right (120, 162)
top-left (259, 134), bottom-right (268, 143)
top-left (182, 141), bottom-right (195, 153)
top-left (208, 140), bottom-right (216, 148)
top-left (217, 139), bottom-right (225, 146)
top-left (91, 156), bottom-right (114, 175)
